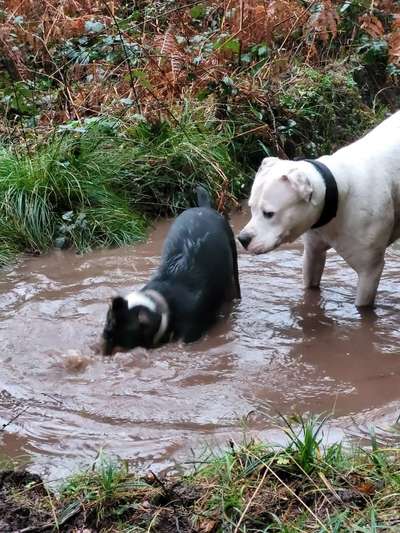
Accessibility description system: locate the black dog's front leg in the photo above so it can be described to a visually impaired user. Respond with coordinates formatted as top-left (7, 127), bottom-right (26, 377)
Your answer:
top-left (179, 311), bottom-right (211, 343)
top-left (228, 227), bottom-right (241, 299)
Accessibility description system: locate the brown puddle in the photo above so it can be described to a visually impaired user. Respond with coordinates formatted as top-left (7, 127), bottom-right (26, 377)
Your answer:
top-left (1, 209), bottom-right (400, 480)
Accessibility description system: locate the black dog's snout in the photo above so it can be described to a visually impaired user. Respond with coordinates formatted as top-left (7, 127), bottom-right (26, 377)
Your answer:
top-left (238, 233), bottom-right (252, 249)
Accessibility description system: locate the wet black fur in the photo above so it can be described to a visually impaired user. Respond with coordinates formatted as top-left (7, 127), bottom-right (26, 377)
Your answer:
top-left (102, 186), bottom-right (241, 354)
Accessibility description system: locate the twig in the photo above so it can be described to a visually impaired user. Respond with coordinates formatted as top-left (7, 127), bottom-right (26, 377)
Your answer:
top-left (13, 526), bottom-right (51, 533)
top-left (234, 464), bottom-right (269, 532)
top-left (1, 405), bottom-right (30, 432)
top-left (44, 484), bottom-right (59, 532)
top-left (146, 508), bottom-right (162, 532)
top-left (149, 470), bottom-right (168, 493)
top-left (101, 0), bottom-right (142, 114)
top-left (64, 84), bottom-right (82, 124)
top-left (278, 0), bottom-right (317, 54)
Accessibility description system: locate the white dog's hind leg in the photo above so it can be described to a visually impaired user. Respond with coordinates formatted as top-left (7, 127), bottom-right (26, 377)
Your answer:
top-left (355, 257), bottom-right (385, 307)
top-left (303, 233), bottom-right (330, 288)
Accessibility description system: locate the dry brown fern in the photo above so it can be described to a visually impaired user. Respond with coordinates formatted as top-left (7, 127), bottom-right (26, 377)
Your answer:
top-left (388, 30), bottom-right (400, 65)
top-left (153, 27), bottom-right (186, 83)
top-left (305, 0), bottom-right (339, 45)
top-left (0, 31), bottom-right (28, 80)
top-left (359, 14), bottom-right (385, 39)
top-left (227, 0), bottom-right (305, 48)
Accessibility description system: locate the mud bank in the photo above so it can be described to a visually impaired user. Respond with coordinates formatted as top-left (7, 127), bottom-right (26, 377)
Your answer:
top-left (1, 432), bottom-right (400, 532)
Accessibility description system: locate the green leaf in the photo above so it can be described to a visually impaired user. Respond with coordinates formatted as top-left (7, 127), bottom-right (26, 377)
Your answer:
top-left (191, 4), bottom-right (206, 19)
top-left (120, 97), bottom-right (133, 106)
top-left (257, 44), bottom-right (269, 57)
top-left (84, 20), bottom-right (105, 33)
top-left (222, 76), bottom-right (235, 89)
top-left (129, 69), bottom-right (152, 89)
top-left (197, 89), bottom-right (210, 101)
top-left (241, 53), bottom-right (252, 63)
top-left (214, 37), bottom-right (241, 55)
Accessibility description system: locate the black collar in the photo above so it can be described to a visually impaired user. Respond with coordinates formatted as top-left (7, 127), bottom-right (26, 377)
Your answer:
top-left (305, 159), bottom-right (339, 229)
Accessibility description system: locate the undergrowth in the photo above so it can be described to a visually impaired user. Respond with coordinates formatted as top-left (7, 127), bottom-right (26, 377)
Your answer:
top-left (0, 105), bottom-right (250, 264)
top-left (2, 414), bottom-right (400, 532)
top-left (276, 64), bottom-right (382, 156)
top-left (0, 66), bottom-right (386, 266)
top-left (0, 0), bottom-right (398, 265)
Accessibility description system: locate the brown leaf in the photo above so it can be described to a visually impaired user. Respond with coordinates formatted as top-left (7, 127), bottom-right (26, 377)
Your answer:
top-left (199, 518), bottom-right (218, 533)
top-left (307, 0), bottom-right (339, 44)
top-left (392, 14), bottom-right (400, 30)
top-left (388, 31), bottom-right (400, 64)
top-left (356, 481), bottom-right (376, 495)
top-left (360, 14), bottom-right (385, 39)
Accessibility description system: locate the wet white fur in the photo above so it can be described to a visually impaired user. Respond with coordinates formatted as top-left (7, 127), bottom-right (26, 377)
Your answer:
top-left (126, 291), bottom-right (157, 311)
top-left (239, 111), bottom-right (400, 307)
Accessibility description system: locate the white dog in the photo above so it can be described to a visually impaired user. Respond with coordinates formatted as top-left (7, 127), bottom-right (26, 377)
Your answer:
top-left (238, 111), bottom-right (400, 307)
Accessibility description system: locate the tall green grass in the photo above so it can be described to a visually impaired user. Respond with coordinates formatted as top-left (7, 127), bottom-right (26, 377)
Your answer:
top-left (0, 106), bottom-right (250, 266)
top-left (0, 134), bottom-right (146, 264)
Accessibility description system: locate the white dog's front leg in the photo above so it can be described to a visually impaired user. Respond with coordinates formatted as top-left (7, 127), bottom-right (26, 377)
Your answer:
top-left (355, 258), bottom-right (385, 307)
top-left (303, 234), bottom-right (329, 289)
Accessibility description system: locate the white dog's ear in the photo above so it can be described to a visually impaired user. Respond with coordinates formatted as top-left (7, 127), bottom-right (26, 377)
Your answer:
top-left (259, 157), bottom-right (279, 172)
top-left (281, 170), bottom-right (314, 204)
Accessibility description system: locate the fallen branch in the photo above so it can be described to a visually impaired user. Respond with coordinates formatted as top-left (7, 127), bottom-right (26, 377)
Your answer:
top-left (0, 405), bottom-right (30, 432)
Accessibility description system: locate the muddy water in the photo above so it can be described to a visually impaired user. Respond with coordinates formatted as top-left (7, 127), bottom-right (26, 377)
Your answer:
top-left (1, 209), bottom-right (400, 480)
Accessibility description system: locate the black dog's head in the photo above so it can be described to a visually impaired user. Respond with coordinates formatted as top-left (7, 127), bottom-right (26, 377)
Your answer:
top-left (102, 294), bottom-right (162, 355)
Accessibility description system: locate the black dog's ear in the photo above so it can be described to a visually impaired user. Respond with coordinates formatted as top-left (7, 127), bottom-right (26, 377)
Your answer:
top-left (111, 296), bottom-right (128, 317)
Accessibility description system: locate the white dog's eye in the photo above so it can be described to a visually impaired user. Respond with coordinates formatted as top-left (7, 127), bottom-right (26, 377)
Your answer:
top-left (263, 211), bottom-right (275, 219)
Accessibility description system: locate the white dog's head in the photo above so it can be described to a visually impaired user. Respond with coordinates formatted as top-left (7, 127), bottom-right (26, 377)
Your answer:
top-left (238, 157), bottom-right (319, 254)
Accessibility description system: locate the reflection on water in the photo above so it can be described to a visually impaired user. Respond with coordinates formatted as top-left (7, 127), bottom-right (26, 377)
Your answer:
top-left (1, 210), bottom-right (400, 479)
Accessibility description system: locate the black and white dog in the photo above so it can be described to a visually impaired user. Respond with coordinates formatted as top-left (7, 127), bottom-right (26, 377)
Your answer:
top-left (102, 186), bottom-right (241, 355)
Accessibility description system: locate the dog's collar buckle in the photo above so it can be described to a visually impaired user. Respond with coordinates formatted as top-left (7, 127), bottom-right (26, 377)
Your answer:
top-left (305, 159), bottom-right (339, 229)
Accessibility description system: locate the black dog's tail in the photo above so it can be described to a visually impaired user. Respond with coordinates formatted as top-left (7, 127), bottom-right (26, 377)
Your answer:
top-left (196, 185), bottom-right (212, 208)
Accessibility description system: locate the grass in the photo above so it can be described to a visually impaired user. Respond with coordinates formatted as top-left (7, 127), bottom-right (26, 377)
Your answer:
top-left (0, 133), bottom-right (146, 263)
top-left (0, 104), bottom-right (251, 265)
top-left (2, 415), bottom-right (400, 532)
top-left (60, 453), bottom-right (160, 527)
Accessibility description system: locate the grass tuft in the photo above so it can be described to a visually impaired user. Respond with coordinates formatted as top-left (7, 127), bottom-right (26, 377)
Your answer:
top-left (60, 452), bottom-right (159, 527)
top-left (0, 136), bottom-right (146, 259)
top-left (0, 105), bottom-right (251, 265)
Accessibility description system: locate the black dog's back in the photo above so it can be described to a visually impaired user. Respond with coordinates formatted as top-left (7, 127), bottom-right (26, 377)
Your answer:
top-left (146, 186), bottom-right (240, 342)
